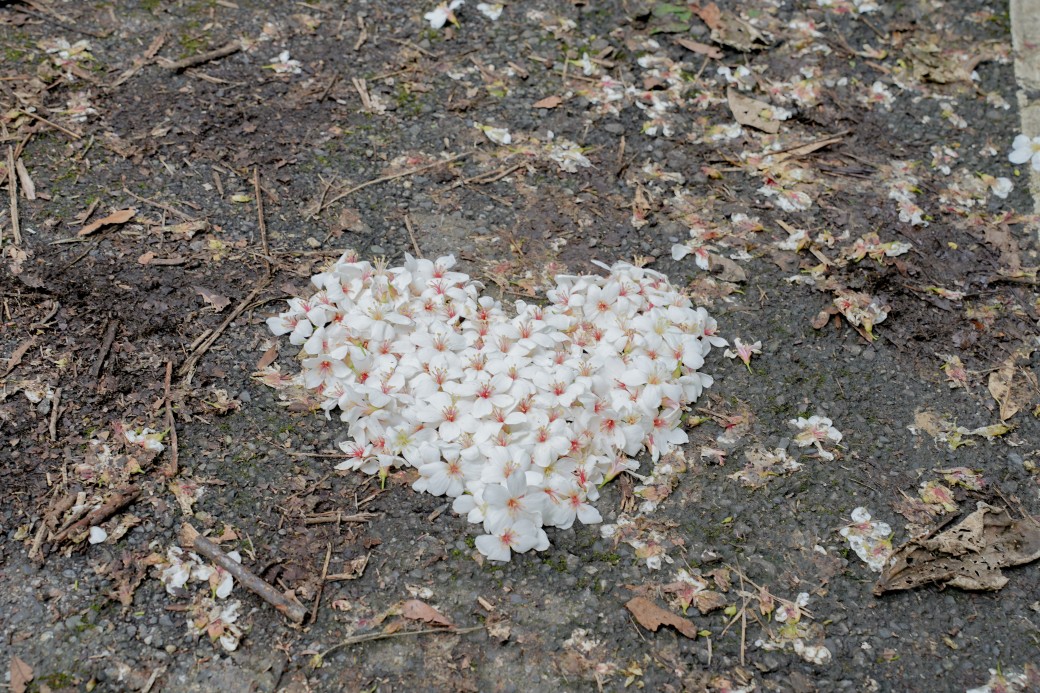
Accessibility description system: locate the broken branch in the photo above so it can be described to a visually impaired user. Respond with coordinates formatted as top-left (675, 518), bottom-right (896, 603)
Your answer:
top-left (179, 523), bottom-right (308, 624)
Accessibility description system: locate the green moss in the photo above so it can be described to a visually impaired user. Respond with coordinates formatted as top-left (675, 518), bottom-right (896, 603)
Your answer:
top-left (39, 671), bottom-right (78, 689)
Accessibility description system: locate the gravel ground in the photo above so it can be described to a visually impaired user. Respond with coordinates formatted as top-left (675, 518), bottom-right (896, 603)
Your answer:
top-left (1, 0), bottom-right (1038, 691)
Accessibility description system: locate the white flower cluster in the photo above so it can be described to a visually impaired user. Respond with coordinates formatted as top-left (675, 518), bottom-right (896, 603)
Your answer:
top-left (267, 253), bottom-right (721, 560)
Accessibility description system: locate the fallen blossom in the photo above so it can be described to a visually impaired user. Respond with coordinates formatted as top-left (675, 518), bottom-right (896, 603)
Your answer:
top-left (476, 2), bottom-right (502, 20)
top-left (425, 0), bottom-right (464, 29)
top-left (546, 137), bottom-right (591, 172)
top-left (729, 447), bottom-right (802, 488)
top-left (832, 289), bottom-right (889, 339)
top-left (266, 253), bottom-right (720, 560)
top-left (839, 507), bottom-right (892, 572)
top-left (265, 51), bottom-right (302, 75)
top-left (919, 480), bottom-right (958, 513)
top-left (475, 122), bottom-right (511, 145)
top-left (1009, 134), bottom-right (1040, 172)
top-left (724, 338), bottom-right (762, 371)
top-left (188, 597), bottom-right (244, 652)
top-left (789, 415), bottom-right (841, 460)
top-left (125, 427), bottom-right (165, 453)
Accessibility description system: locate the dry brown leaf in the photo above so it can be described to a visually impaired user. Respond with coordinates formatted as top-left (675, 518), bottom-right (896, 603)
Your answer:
top-left (987, 352), bottom-right (1036, 421)
top-left (2, 336), bottom-right (34, 377)
top-left (15, 159), bottom-right (36, 200)
top-left (674, 37), bottom-right (723, 59)
top-left (988, 358), bottom-right (1017, 420)
top-left (625, 596), bottom-right (698, 638)
top-left (532, 95), bottom-right (562, 109)
top-left (10, 656), bottom-right (33, 693)
top-left (256, 344), bottom-right (279, 370)
top-left (76, 208), bottom-right (137, 236)
top-left (194, 287), bottom-right (231, 312)
top-left (401, 599), bottom-right (454, 627)
top-left (875, 502), bottom-right (1040, 595)
top-left (161, 220), bottom-right (208, 238)
top-left (710, 254), bottom-right (747, 282)
top-left (727, 89), bottom-right (780, 134)
top-left (695, 2), bottom-right (722, 30)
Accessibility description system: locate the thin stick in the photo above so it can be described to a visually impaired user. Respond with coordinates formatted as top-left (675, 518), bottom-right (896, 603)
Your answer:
top-left (451, 162), bottom-right (526, 189)
top-left (178, 280), bottom-right (269, 380)
top-left (310, 543), bottom-right (332, 624)
top-left (162, 361), bottom-right (179, 478)
top-left (319, 152), bottom-right (470, 214)
top-left (318, 625), bottom-right (483, 662)
top-left (49, 387), bottom-right (62, 441)
top-left (159, 40), bottom-right (243, 71)
top-left (16, 109), bottom-right (82, 140)
top-left (111, 32), bottom-right (166, 87)
top-left (122, 188), bottom-right (195, 221)
top-left (91, 320), bottom-right (119, 382)
top-left (403, 214), bottom-right (423, 258)
top-left (52, 486), bottom-right (140, 543)
top-left (304, 511), bottom-right (378, 526)
top-left (6, 146), bottom-right (21, 245)
top-left (180, 523), bottom-right (308, 623)
top-left (253, 166), bottom-right (271, 275)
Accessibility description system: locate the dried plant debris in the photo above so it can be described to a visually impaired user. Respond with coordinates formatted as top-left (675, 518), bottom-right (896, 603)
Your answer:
top-left (875, 502), bottom-right (1040, 595)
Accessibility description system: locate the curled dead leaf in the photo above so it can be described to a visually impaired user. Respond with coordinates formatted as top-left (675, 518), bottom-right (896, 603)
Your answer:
top-left (532, 95), bottom-right (562, 109)
top-left (625, 596), bottom-right (698, 638)
top-left (76, 208), bottom-right (136, 236)
top-left (401, 599), bottom-right (454, 628)
top-left (875, 502), bottom-right (1040, 595)
top-left (727, 89), bottom-right (780, 134)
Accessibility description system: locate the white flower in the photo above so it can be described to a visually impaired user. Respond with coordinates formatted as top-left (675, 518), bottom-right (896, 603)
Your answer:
top-left (475, 519), bottom-right (548, 561)
top-left (987, 175), bottom-right (1013, 199)
top-left (425, 0), bottom-right (464, 29)
top-left (546, 138), bottom-right (591, 172)
top-left (475, 122), bottom-right (511, 145)
top-left (1009, 134), bottom-right (1040, 172)
top-left (125, 427), bottom-right (165, 453)
top-left (264, 253), bottom-right (721, 559)
top-left (789, 415), bottom-right (841, 460)
top-left (839, 507), bottom-right (892, 572)
top-left (477, 3), bottom-right (503, 20)
top-left (266, 51), bottom-right (302, 75)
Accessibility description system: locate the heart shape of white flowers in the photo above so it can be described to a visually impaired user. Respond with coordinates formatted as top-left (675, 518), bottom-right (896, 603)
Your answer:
top-left (267, 252), bottom-right (723, 561)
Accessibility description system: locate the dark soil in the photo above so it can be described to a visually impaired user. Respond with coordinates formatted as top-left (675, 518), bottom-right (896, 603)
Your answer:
top-left (2, 1), bottom-right (1038, 691)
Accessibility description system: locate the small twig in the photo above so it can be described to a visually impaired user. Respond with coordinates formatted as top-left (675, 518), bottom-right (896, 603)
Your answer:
top-left (319, 152), bottom-right (470, 214)
top-left (317, 625), bottom-right (483, 663)
top-left (452, 162), bottom-right (526, 189)
top-left (403, 214), bottom-right (423, 258)
top-left (112, 32), bottom-right (166, 87)
top-left (49, 387), bottom-right (62, 441)
top-left (303, 511), bottom-right (378, 526)
top-left (12, 4), bottom-right (107, 38)
top-left (180, 523), bottom-right (308, 623)
top-left (15, 109), bottom-right (82, 140)
top-left (318, 73), bottom-right (339, 102)
top-left (159, 40), bottom-right (243, 71)
top-left (6, 146), bottom-right (22, 245)
top-left (253, 166), bottom-right (271, 276)
top-left (286, 450), bottom-right (349, 458)
top-left (122, 188), bottom-right (195, 221)
top-left (52, 486), bottom-right (140, 543)
top-left (310, 543), bottom-right (333, 625)
top-left (178, 280), bottom-right (269, 381)
top-left (352, 14), bottom-right (368, 51)
top-left (162, 361), bottom-right (179, 478)
top-left (91, 320), bottom-right (119, 382)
